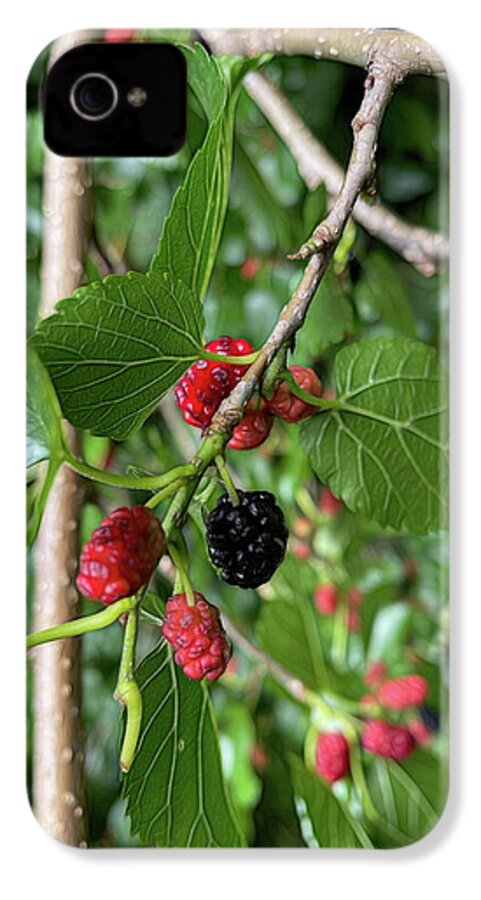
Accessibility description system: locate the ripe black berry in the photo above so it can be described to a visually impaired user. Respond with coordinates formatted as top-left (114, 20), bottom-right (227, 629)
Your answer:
top-left (205, 490), bottom-right (288, 589)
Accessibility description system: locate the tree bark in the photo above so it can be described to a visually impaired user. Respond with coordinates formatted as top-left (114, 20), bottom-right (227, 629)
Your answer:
top-left (32, 32), bottom-right (93, 847)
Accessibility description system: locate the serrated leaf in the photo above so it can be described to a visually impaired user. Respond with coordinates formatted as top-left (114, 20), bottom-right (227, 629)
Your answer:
top-left (300, 338), bottom-right (448, 533)
top-left (290, 756), bottom-right (373, 848)
top-left (367, 751), bottom-right (447, 847)
top-left (184, 43), bottom-right (227, 123)
top-left (122, 640), bottom-right (244, 848)
top-left (27, 346), bottom-right (65, 467)
top-left (150, 48), bottom-right (263, 301)
top-left (33, 272), bottom-right (204, 440)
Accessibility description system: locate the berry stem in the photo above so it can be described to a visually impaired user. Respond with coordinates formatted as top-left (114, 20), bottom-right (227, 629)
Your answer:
top-left (203, 349), bottom-right (259, 366)
top-left (63, 448), bottom-right (197, 493)
top-left (168, 541), bottom-right (196, 606)
top-left (114, 603), bottom-right (142, 773)
top-left (261, 344), bottom-right (289, 400)
top-left (278, 369), bottom-right (338, 410)
top-left (26, 595), bottom-right (138, 649)
top-left (144, 477), bottom-right (191, 510)
top-left (215, 455), bottom-right (240, 506)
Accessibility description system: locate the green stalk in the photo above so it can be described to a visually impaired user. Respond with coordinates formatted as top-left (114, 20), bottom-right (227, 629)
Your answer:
top-left (26, 596), bottom-right (137, 649)
top-left (215, 454), bottom-right (240, 505)
top-left (168, 541), bottom-right (196, 605)
top-left (278, 369), bottom-right (339, 410)
top-left (114, 605), bottom-right (142, 773)
top-left (261, 345), bottom-right (289, 399)
top-left (203, 350), bottom-right (259, 366)
top-left (64, 449), bottom-right (197, 492)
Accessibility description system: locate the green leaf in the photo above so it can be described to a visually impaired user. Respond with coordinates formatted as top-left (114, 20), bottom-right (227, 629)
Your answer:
top-left (300, 338), bottom-right (448, 533)
top-left (290, 756), bottom-right (373, 848)
top-left (27, 346), bottom-right (65, 467)
top-left (33, 272), bottom-right (204, 440)
top-left (354, 251), bottom-right (416, 337)
top-left (367, 601), bottom-right (413, 664)
top-left (257, 562), bottom-right (326, 691)
top-left (26, 347), bottom-right (66, 547)
top-left (150, 47), bottom-right (261, 302)
top-left (219, 702), bottom-right (262, 840)
top-left (367, 750), bottom-right (447, 847)
top-left (184, 43), bottom-right (228, 123)
top-left (122, 640), bottom-right (245, 848)
top-left (296, 270), bottom-right (355, 359)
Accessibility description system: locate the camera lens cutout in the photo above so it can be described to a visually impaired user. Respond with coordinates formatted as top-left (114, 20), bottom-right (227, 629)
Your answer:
top-left (70, 73), bottom-right (118, 121)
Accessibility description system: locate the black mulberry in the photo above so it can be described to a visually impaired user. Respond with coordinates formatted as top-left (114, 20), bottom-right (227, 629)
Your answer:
top-left (205, 490), bottom-right (288, 589)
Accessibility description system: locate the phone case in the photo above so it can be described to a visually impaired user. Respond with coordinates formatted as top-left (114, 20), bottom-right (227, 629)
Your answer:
top-left (26, 28), bottom-right (449, 849)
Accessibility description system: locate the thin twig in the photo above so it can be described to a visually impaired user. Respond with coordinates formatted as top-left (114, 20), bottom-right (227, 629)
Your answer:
top-left (208, 54), bottom-right (397, 432)
top-left (243, 71), bottom-right (448, 276)
top-left (292, 53), bottom-right (399, 261)
top-left (222, 615), bottom-right (314, 706)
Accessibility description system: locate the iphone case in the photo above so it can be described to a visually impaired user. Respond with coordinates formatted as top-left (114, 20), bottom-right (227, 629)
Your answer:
top-left (26, 28), bottom-right (449, 849)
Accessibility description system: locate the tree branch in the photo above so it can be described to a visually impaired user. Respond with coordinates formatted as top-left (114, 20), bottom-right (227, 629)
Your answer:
top-left (32, 31), bottom-right (93, 849)
top-left (243, 71), bottom-right (448, 276)
top-left (202, 28), bottom-right (446, 78)
top-left (207, 49), bottom-right (399, 434)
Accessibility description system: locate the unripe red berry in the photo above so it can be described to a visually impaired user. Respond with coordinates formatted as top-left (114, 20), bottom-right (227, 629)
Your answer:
top-left (319, 486), bottom-right (344, 516)
top-left (239, 257), bottom-right (260, 280)
top-left (162, 592), bottom-right (232, 682)
top-left (292, 540), bottom-right (311, 560)
top-left (315, 583), bottom-right (337, 615)
top-left (347, 609), bottom-right (360, 631)
top-left (360, 693), bottom-right (378, 706)
top-left (315, 732), bottom-right (350, 783)
top-left (377, 675), bottom-right (428, 710)
top-left (76, 506), bottom-right (165, 604)
top-left (104, 28), bottom-right (136, 42)
top-left (175, 337), bottom-right (254, 429)
top-left (364, 660), bottom-right (387, 688)
top-left (293, 516), bottom-right (312, 539)
top-left (347, 588), bottom-right (363, 608)
top-left (407, 718), bottom-right (432, 747)
top-left (361, 720), bottom-right (415, 761)
top-left (228, 400), bottom-right (273, 450)
top-left (267, 365), bottom-right (322, 423)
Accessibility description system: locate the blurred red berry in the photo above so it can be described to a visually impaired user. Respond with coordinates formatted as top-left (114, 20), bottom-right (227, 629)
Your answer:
top-left (319, 486), bottom-right (343, 516)
top-left (228, 400), bottom-right (273, 450)
top-left (240, 257), bottom-right (260, 280)
top-left (365, 661), bottom-right (387, 688)
top-left (292, 540), bottom-right (311, 560)
top-left (315, 732), bottom-right (350, 783)
top-left (104, 28), bottom-right (136, 42)
top-left (315, 584), bottom-right (337, 615)
top-left (293, 516), bottom-right (312, 538)
top-left (407, 718), bottom-right (432, 747)
top-left (361, 720), bottom-right (415, 761)
top-left (175, 337), bottom-right (254, 429)
top-left (162, 592), bottom-right (232, 682)
top-left (360, 694), bottom-right (377, 706)
top-left (251, 743), bottom-right (269, 771)
top-left (347, 609), bottom-right (360, 631)
top-left (378, 675), bottom-right (428, 710)
top-left (347, 588), bottom-right (363, 608)
top-left (76, 506), bottom-right (165, 604)
top-left (267, 366), bottom-right (322, 423)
